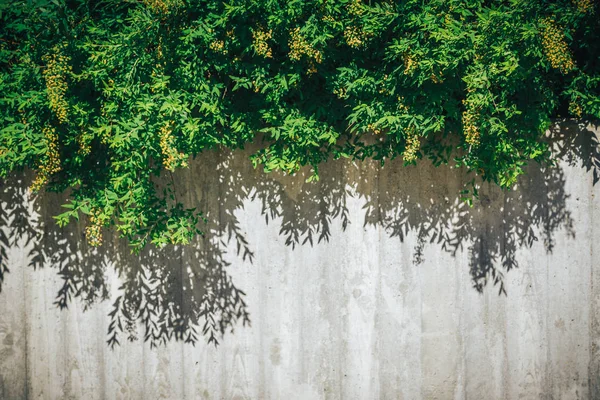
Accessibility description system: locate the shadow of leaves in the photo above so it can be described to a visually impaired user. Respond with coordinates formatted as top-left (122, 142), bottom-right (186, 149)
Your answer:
top-left (0, 120), bottom-right (597, 345)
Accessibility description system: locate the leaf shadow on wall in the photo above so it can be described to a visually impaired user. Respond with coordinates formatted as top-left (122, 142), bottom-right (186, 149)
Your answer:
top-left (0, 120), bottom-right (597, 347)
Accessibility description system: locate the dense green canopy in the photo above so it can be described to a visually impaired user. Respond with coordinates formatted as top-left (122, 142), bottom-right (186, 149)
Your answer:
top-left (1, 0), bottom-right (598, 250)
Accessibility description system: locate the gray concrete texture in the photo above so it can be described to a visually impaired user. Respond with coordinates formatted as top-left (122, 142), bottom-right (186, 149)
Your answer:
top-left (0, 121), bottom-right (599, 399)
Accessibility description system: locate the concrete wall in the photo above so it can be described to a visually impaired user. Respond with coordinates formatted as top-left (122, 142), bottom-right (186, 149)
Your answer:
top-left (0, 121), bottom-right (599, 399)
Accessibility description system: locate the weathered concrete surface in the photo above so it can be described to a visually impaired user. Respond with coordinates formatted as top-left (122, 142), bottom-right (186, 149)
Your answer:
top-left (0, 121), bottom-right (599, 399)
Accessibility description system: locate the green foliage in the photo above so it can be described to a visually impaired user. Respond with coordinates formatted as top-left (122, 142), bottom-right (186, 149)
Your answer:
top-left (1, 0), bottom-right (599, 250)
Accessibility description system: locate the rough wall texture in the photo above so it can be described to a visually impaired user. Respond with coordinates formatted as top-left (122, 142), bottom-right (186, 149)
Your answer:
top-left (0, 121), bottom-right (599, 399)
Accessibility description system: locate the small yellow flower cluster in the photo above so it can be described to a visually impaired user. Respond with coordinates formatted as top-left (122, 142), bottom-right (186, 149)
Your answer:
top-left (86, 224), bottom-right (102, 246)
top-left (289, 27), bottom-right (322, 63)
top-left (378, 74), bottom-right (390, 94)
top-left (403, 128), bottom-right (420, 163)
top-left (252, 28), bottom-right (273, 58)
top-left (344, 26), bottom-right (367, 49)
top-left (540, 18), bottom-right (575, 74)
top-left (42, 45), bottom-right (71, 124)
top-left (430, 72), bottom-right (443, 84)
top-left (367, 123), bottom-right (382, 135)
top-left (99, 106), bottom-right (112, 145)
top-left (30, 127), bottom-right (61, 192)
top-left (85, 209), bottom-right (108, 247)
top-left (333, 87), bottom-right (348, 99)
top-left (142, 0), bottom-right (181, 14)
top-left (322, 15), bottom-right (336, 23)
top-left (573, 0), bottom-right (594, 14)
top-left (569, 100), bottom-right (583, 117)
top-left (462, 107), bottom-right (480, 147)
top-left (158, 122), bottom-right (188, 171)
top-left (77, 131), bottom-right (93, 156)
top-left (347, 0), bottom-right (364, 16)
top-left (209, 40), bottom-right (227, 55)
top-left (252, 80), bottom-right (261, 92)
top-left (397, 96), bottom-right (409, 113)
top-left (403, 54), bottom-right (417, 75)
top-left (156, 42), bottom-right (163, 59)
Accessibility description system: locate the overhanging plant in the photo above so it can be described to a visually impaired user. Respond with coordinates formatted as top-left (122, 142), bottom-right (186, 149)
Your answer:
top-left (0, 0), bottom-right (599, 343)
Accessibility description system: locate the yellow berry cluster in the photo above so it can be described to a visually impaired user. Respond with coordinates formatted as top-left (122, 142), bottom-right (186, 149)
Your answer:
top-left (540, 18), bottom-right (575, 74)
top-left (347, 0), bottom-right (364, 16)
top-left (378, 74), bottom-right (390, 94)
top-left (344, 26), bottom-right (367, 49)
top-left (252, 28), bottom-right (273, 58)
top-left (569, 100), bottom-right (583, 118)
top-left (367, 123), bottom-right (382, 135)
top-left (403, 128), bottom-right (420, 163)
top-left (42, 45), bottom-right (71, 124)
top-left (30, 127), bottom-right (61, 192)
top-left (77, 131), bottom-right (93, 156)
top-left (403, 54), bottom-right (417, 75)
top-left (209, 40), bottom-right (227, 55)
top-left (156, 41), bottom-right (164, 60)
top-left (289, 27), bottom-right (323, 63)
top-left (141, 0), bottom-right (181, 14)
top-left (333, 87), bottom-right (348, 99)
top-left (462, 107), bottom-right (480, 147)
top-left (397, 96), bottom-right (409, 113)
top-left (430, 72), bottom-right (443, 84)
top-left (573, 0), bottom-right (594, 14)
top-left (158, 122), bottom-right (188, 171)
top-left (99, 106), bottom-right (112, 145)
top-left (85, 209), bottom-right (108, 247)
